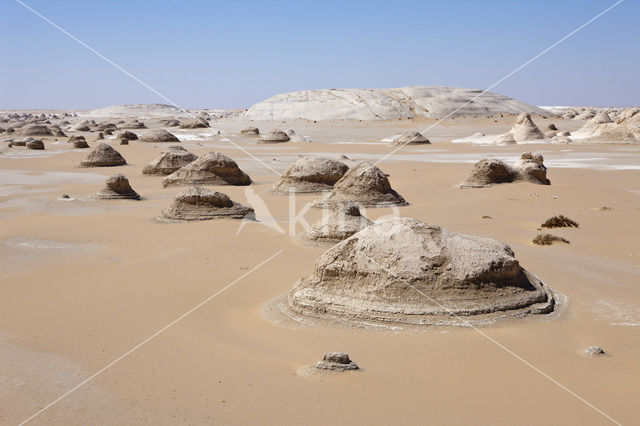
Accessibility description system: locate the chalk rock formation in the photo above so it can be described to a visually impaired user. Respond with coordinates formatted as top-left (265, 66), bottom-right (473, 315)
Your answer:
top-left (513, 152), bottom-right (551, 185)
top-left (26, 139), bottom-right (44, 150)
top-left (571, 108), bottom-right (639, 143)
top-left (159, 119), bottom-right (181, 127)
top-left (81, 104), bottom-right (190, 119)
top-left (162, 152), bottom-right (251, 187)
top-left (391, 131), bottom-right (430, 145)
top-left (96, 174), bottom-right (140, 200)
top-left (69, 135), bottom-right (89, 148)
top-left (285, 217), bottom-right (556, 325)
top-left (122, 119), bottom-right (146, 129)
top-left (315, 353), bottom-right (359, 371)
top-left (179, 119), bottom-right (208, 129)
top-left (245, 86), bottom-right (550, 121)
top-left (259, 129), bottom-right (290, 143)
top-left (17, 124), bottom-right (52, 136)
top-left (460, 153), bottom-right (550, 188)
top-left (313, 162), bottom-right (406, 208)
top-left (509, 113), bottom-right (545, 142)
top-left (240, 126), bottom-right (259, 135)
top-left (585, 346), bottom-right (606, 356)
top-left (158, 186), bottom-right (253, 221)
top-left (117, 131), bottom-right (138, 140)
top-left (80, 143), bottom-right (126, 167)
top-left (270, 156), bottom-right (348, 194)
top-left (305, 203), bottom-right (372, 243)
top-left (94, 123), bottom-right (117, 132)
top-left (285, 129), bottom-right (310, 142)
top-left (138, 129), bottom-right (180, 143)
top-left (69, 121), bottom-right (91, 132)
top-left (143, 145), bottom-right (198, 175)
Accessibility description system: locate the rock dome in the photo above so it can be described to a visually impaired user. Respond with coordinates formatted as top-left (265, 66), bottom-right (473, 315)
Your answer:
top-left (158, 186), bottom-right (254, 221)
top-left (143, 145), bottom-right (198, 176)
top-left (285, 217), bottom-right (557, 326)
top-left (313, 162), bottom-right (406, 208)
top-left (80, 143), bottom-right (126, 167)
top-left (162, 152), bottom-right (251, 187)
top-left (270, 156), bottom-right (348, 194)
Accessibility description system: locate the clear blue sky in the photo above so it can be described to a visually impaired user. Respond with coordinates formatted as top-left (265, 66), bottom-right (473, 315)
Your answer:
top-left (1, 0), bottom-right (637, 110)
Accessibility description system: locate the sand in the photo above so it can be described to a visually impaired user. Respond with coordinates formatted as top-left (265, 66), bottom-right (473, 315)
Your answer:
top-left (1, 113), bottom-right (639, 424)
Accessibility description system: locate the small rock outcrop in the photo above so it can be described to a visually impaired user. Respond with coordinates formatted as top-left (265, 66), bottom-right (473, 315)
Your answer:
top-left (80, 143), bottom-right (126, 167)
top-left (95, 174), bottom-right (140, 200)
top-left (259, 129), bottom-right (290, 143)
top-left (159, 119), bottom-right (180, 127)
top-left (68, 121), bottom-right (91, 132)
top-left (240, 126), bottom-right (259, 135)
top-left (117, 131), bottom-right (138, 140)
top-left (122, 119), bottom-right (146, 129)
top-left (285, 129), bottom-right (310, 142)
top-left (392, 131), bottom-right (430, 145)
top-left (162, 152), bottom-right (251, 187)
top-left (315, 353), bottom-right (359, 371)
top-left (284, 217), bottom-right (557, 326)
top-left (69, 135), bottom-right (89, 148)
top-left (584, 346), bottom-right (606, 356)
top-left (138, 129), bottom-right (180, 143)
top-left (143, 145), bottom-right (198, 176)
top-left (158, 186), bottom-right (253, 221)
top-left (460, 153), bottom-right (550, 188)
top-left (26, 139), bottom-right (44, 150)
top-left (313, 162), bottom-right (406, 208)
top-left (305, 203), bottom-right (372, 243)
top-left (179, 119), bottom-right (208, 129)
top-left (270, 156), bottom-right (349, 194)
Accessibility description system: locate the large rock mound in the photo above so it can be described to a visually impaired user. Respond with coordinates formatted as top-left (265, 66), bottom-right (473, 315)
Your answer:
top-left (162, 152), bottom-right (252, 187)
top-left (313, 162), bottom-right (406, 208)
top-left (143, 146), bottom-right (198, 176)
top-left (80, 143), bottom-right (126, 167)
top-left (244, 86), bottom-right (550, 121)
top-left (285, 217), bottom-right (556, 326)
top-left (158, 186), bottom-right (253, 221)
top-left (460, 153), bottom-right (550, 188)
top-left (270, 156), bottom-right (348, 194)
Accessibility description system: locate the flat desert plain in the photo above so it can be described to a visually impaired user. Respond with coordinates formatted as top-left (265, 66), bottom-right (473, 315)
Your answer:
top-left (1, 114), bottom-right (639, 424)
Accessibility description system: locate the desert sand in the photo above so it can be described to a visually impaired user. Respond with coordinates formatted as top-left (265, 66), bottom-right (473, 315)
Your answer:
top-left (1, 105), bottom-right (640, 425)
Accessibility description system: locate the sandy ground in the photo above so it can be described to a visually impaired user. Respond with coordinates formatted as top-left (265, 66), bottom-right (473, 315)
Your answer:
top-left (1, 115), bottom-right (639, 425)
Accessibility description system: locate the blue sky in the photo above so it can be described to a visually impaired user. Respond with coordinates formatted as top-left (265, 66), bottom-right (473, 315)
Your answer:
top-left (1, 0), bottom-right (637, 109)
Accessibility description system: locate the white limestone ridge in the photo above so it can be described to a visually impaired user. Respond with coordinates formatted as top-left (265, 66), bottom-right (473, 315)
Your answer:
top-left (80, 104), bottom-right (191, 118)
top-left (244, 86), bottom-right (550, 121)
